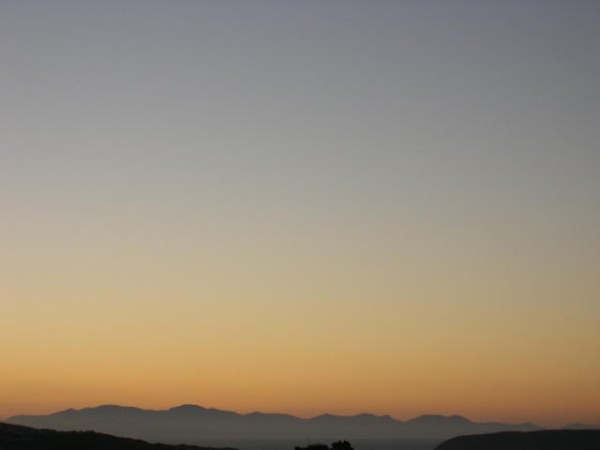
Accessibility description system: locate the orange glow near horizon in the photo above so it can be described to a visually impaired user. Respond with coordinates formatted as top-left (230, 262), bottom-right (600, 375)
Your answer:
top-left (3, 268), bottom-right (599, 427)
top-left (3, 227), bottom-right (599, 427)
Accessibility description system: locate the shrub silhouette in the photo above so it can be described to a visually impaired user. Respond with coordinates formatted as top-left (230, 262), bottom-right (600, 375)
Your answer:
top-left (331, 441), bottom-right (354, 450)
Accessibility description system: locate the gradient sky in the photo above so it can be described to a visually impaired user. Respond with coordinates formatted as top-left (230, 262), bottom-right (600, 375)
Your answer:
top-left (1, 0), bottom-right (599, 427)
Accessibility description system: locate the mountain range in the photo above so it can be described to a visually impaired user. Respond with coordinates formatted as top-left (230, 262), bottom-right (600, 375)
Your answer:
top-left (5, 405), bottom-right (549, 443)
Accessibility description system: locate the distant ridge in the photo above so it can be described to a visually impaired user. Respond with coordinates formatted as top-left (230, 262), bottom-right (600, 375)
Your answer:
top-left (7, 405), bottom-right (541, 443)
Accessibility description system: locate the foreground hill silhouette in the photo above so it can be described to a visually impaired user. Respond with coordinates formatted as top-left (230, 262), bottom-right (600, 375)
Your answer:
top-left (6, 405), bottom-right (540, 442)
top-left (435, 430), bottom-right (600, 450)
top-left (0, 422), bottom-right (236, 450)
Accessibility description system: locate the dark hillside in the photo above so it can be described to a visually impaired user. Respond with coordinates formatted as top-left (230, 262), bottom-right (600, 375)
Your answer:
top-left (0, 422), bottom-right (236, 450)
top-left (435, 429), bottom-right (600, 450)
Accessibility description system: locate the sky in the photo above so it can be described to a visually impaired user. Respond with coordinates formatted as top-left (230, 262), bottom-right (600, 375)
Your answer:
top-left (1, 0), bottom-right (599, 427)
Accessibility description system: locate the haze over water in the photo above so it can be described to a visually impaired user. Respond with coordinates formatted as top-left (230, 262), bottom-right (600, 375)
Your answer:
top-left (2, 0), bottom-right (599, 429)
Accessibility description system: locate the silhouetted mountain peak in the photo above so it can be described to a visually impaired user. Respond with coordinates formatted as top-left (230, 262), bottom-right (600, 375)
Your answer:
top-left (88, 405), bottom-right (140, 412)
top-left (408, 415), bottom-right (472, 425)
top-left (246, 411), bottom-right (295, 420)
top-left (166, 405), bottom-right (241, 420)
top-left (313, 413), bottom-right (335, 420)
top-left (70, 405), bottom-right (145, 416)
